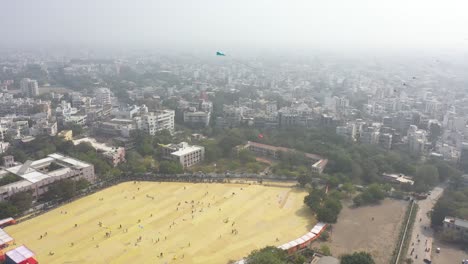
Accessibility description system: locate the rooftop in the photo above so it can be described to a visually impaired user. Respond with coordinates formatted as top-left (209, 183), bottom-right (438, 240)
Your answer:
top-left (444, 216), bottom-right (468, 229)
top-left (171, 145), bottom-right (203, 157)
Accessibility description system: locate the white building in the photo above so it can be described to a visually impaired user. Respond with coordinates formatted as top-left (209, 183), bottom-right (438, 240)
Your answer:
top-left (136, 110), bottom-right (175, 135)
top-left (382, 173), bottom-right (414, 185)
top-left (20, 78), bottom-right (39, 97)
top-left (73, 137), bottom-right (126, 167)
top-left (0, 153), bottom-right (95, 201)
top-left (407, 125), bottom-right (427, 155)
top-left (161, 142), bottom-right (205, 168)
top-left (95, 87), bottom-right (112, 106)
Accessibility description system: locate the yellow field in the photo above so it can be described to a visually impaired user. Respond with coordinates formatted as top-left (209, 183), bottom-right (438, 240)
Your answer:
top-left (5, 182), bottom-right (314, 264)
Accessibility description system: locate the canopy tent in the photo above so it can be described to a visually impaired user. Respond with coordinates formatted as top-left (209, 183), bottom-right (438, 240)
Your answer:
top-left (0, 229), bottom-right (14, 247)
top-left (5, 245), bottom-right (37, 264)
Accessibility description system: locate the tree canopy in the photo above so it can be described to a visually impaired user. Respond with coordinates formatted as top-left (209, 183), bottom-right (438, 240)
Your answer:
top-left (340, 251), bottom-right (375, 264)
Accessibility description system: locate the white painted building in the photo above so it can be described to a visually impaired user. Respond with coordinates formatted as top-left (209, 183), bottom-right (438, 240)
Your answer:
top-left (161, 142), bottom-right (205, 168)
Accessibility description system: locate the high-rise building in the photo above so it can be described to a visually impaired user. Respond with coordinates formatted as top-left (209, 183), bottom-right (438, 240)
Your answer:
top-left (20, 78), bottom-right (39, 97)
top-left (407, 125), bottom-right (427, 155)
top-left (95, 87), bottom-right (111, 106)
top-left (459, 142), bottom-right (468, 171)
top-left (136, 110), bottom-right (175, 135)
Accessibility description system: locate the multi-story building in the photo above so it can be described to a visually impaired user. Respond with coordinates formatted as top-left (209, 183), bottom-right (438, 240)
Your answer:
top-left (459, 142), bottom-right (468, 170)
top-left (95, 87), bottom-right (112, 106)
top-left (359, 127), bottom-right (380, 145)
top-left (0, 96), bottom-right (51, 117)
top-left (336, 123), bottom-right (356, 141)
top-left (20, 78), bottom-right (39, 97)
top-left (29, 120), bottom-right (57, 137)
top-left (382, 173), bottom-right (414, 185)
top-left (443, 217), bottom-right (468, 242)
top-left (183, 109), bottom-right (211, 128)
top-left (199, 100), bottom-right (213, 113)
top-left (136, 110), bottom-right (175, 135)
top-left (407, 125), bottom-right (428, 155)
top-left (379, 133), bottom-right (393, 150)
top-left (160, 142), bottom-right (205, 168)
top-left (243, 141), bottom-right (328, 174)
top-left (222, 105), bottom-right (242, 127)
top-left (73, 137), bottom-right (126, 167)
top-left (0, 153), bottom-right (95, 201)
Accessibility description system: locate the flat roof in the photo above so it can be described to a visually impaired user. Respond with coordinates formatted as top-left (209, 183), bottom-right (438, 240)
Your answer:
top-left (47, 153), bottom-right (90, 168)
top-left (171, 146), bottom-right (203, 157)
top-left (0, 228), bottom-right (13, 245)
top-left (20, 171), bottom-right (50, 183)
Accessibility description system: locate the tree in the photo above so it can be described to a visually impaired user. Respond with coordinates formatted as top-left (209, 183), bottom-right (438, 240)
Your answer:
top-left (0, 173), bottom-right (21, 186)
top-left (414, 164), bottom-right (439, 191)
top-left (340, 251), bottom-right (375, 264)
top-left (341, 182), bottom-right (356, 197)
top-left (317, 206), bottom-right (340, 223)
top-left (353, 184), bottom-right (385, 206)
top-left (159, 160), bottom-right (183, 174)
top-left (0, 202), bottom-right (18, 219)
top-left (246, 246), bottom-right (288, 264)
top-left (75, 178), bottom-right (90, 191)
top-left (238, 149), bottom-right (256, 164)
top-left (298, 174), bottom-right (313, 187)
top-left (9, 191), bottom-right (33, 212)
top-left (41, 179), bottom-right (77, 202)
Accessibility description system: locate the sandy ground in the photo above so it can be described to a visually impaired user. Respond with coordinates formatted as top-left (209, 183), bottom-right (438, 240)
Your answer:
top-left (5, 182), bottom-right (314, 264)
top-left (432, 240), bottom-right (468, 263)
top-left (315, 199), bottom-right (408, 264)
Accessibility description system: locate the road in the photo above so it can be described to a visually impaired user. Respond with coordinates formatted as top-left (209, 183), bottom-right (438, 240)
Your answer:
top-left (406, 185), bottom-right (445, 263)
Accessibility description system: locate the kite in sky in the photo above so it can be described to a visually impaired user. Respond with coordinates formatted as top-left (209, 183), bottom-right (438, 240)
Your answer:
top-left (216, 51), bottom-right (226, 56)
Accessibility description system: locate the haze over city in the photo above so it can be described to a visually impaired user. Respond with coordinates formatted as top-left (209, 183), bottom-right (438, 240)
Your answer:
top-left (2, 0), bottom-right (468, 54)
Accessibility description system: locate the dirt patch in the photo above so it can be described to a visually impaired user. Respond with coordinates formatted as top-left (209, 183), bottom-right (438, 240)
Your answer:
top-left (315, 199), bottom-right (408, 264)
top-left (432, 240), bottom-right (467, 263)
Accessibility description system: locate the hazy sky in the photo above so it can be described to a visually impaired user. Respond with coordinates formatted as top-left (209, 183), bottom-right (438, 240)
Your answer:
top-left (2, 0), bottom-right (468, 53)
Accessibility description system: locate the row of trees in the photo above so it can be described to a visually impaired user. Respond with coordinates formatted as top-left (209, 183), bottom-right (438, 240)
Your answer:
top-left (0, 191), bottom-right (34, 219)
top-left (431, 185), bottom-right (468, 228)
top-left (304, 189), bottom-right (343, 223)
top-left (201, 127), bottom-right (461, 192)
top-left (353, 184), bottom-right (386, 207)
top-left (245, 246), bottom-right (375, 264)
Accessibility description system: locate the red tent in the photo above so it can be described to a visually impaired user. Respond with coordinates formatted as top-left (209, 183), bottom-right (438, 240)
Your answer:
top-left (5, 245), bottom-right (38, 264)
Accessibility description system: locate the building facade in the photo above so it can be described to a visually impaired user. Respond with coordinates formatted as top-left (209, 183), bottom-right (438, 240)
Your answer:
top-left (0, 153), bottom-right (95, 201)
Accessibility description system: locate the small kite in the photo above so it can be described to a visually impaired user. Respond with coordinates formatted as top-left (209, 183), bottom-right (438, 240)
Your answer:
top-left (258, 133), bottom-right (264, 139)
top-left (216, 51), bottom-right (226, 56)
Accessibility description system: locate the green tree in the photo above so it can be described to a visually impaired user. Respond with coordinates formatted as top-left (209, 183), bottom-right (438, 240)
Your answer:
top-left (340, 251), bottom-right (375, 264)
top-left (298, 174), bottom-right (312, 187)
top-left (9, 191), bottom-right (33, 212)
top-left (159, 160), bottom-right (183, 174)
top-left (0, 202), bottom-right (18, 218)
top-left (246, 246), bottom-right (288, 264)
top-left (0, 173), bottom-right (21, 186)
top-left (238, 149), bottom-right (256, 164)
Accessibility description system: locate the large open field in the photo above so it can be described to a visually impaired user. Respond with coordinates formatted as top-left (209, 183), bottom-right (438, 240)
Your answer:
top-left (5, 182), bottom-right (314, 264)
top-left (315, 199), bottom-right (408, 264)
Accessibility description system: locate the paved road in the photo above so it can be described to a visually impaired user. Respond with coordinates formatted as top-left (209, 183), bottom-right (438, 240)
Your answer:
top-left (406, 185), bottom-right (445, 263)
